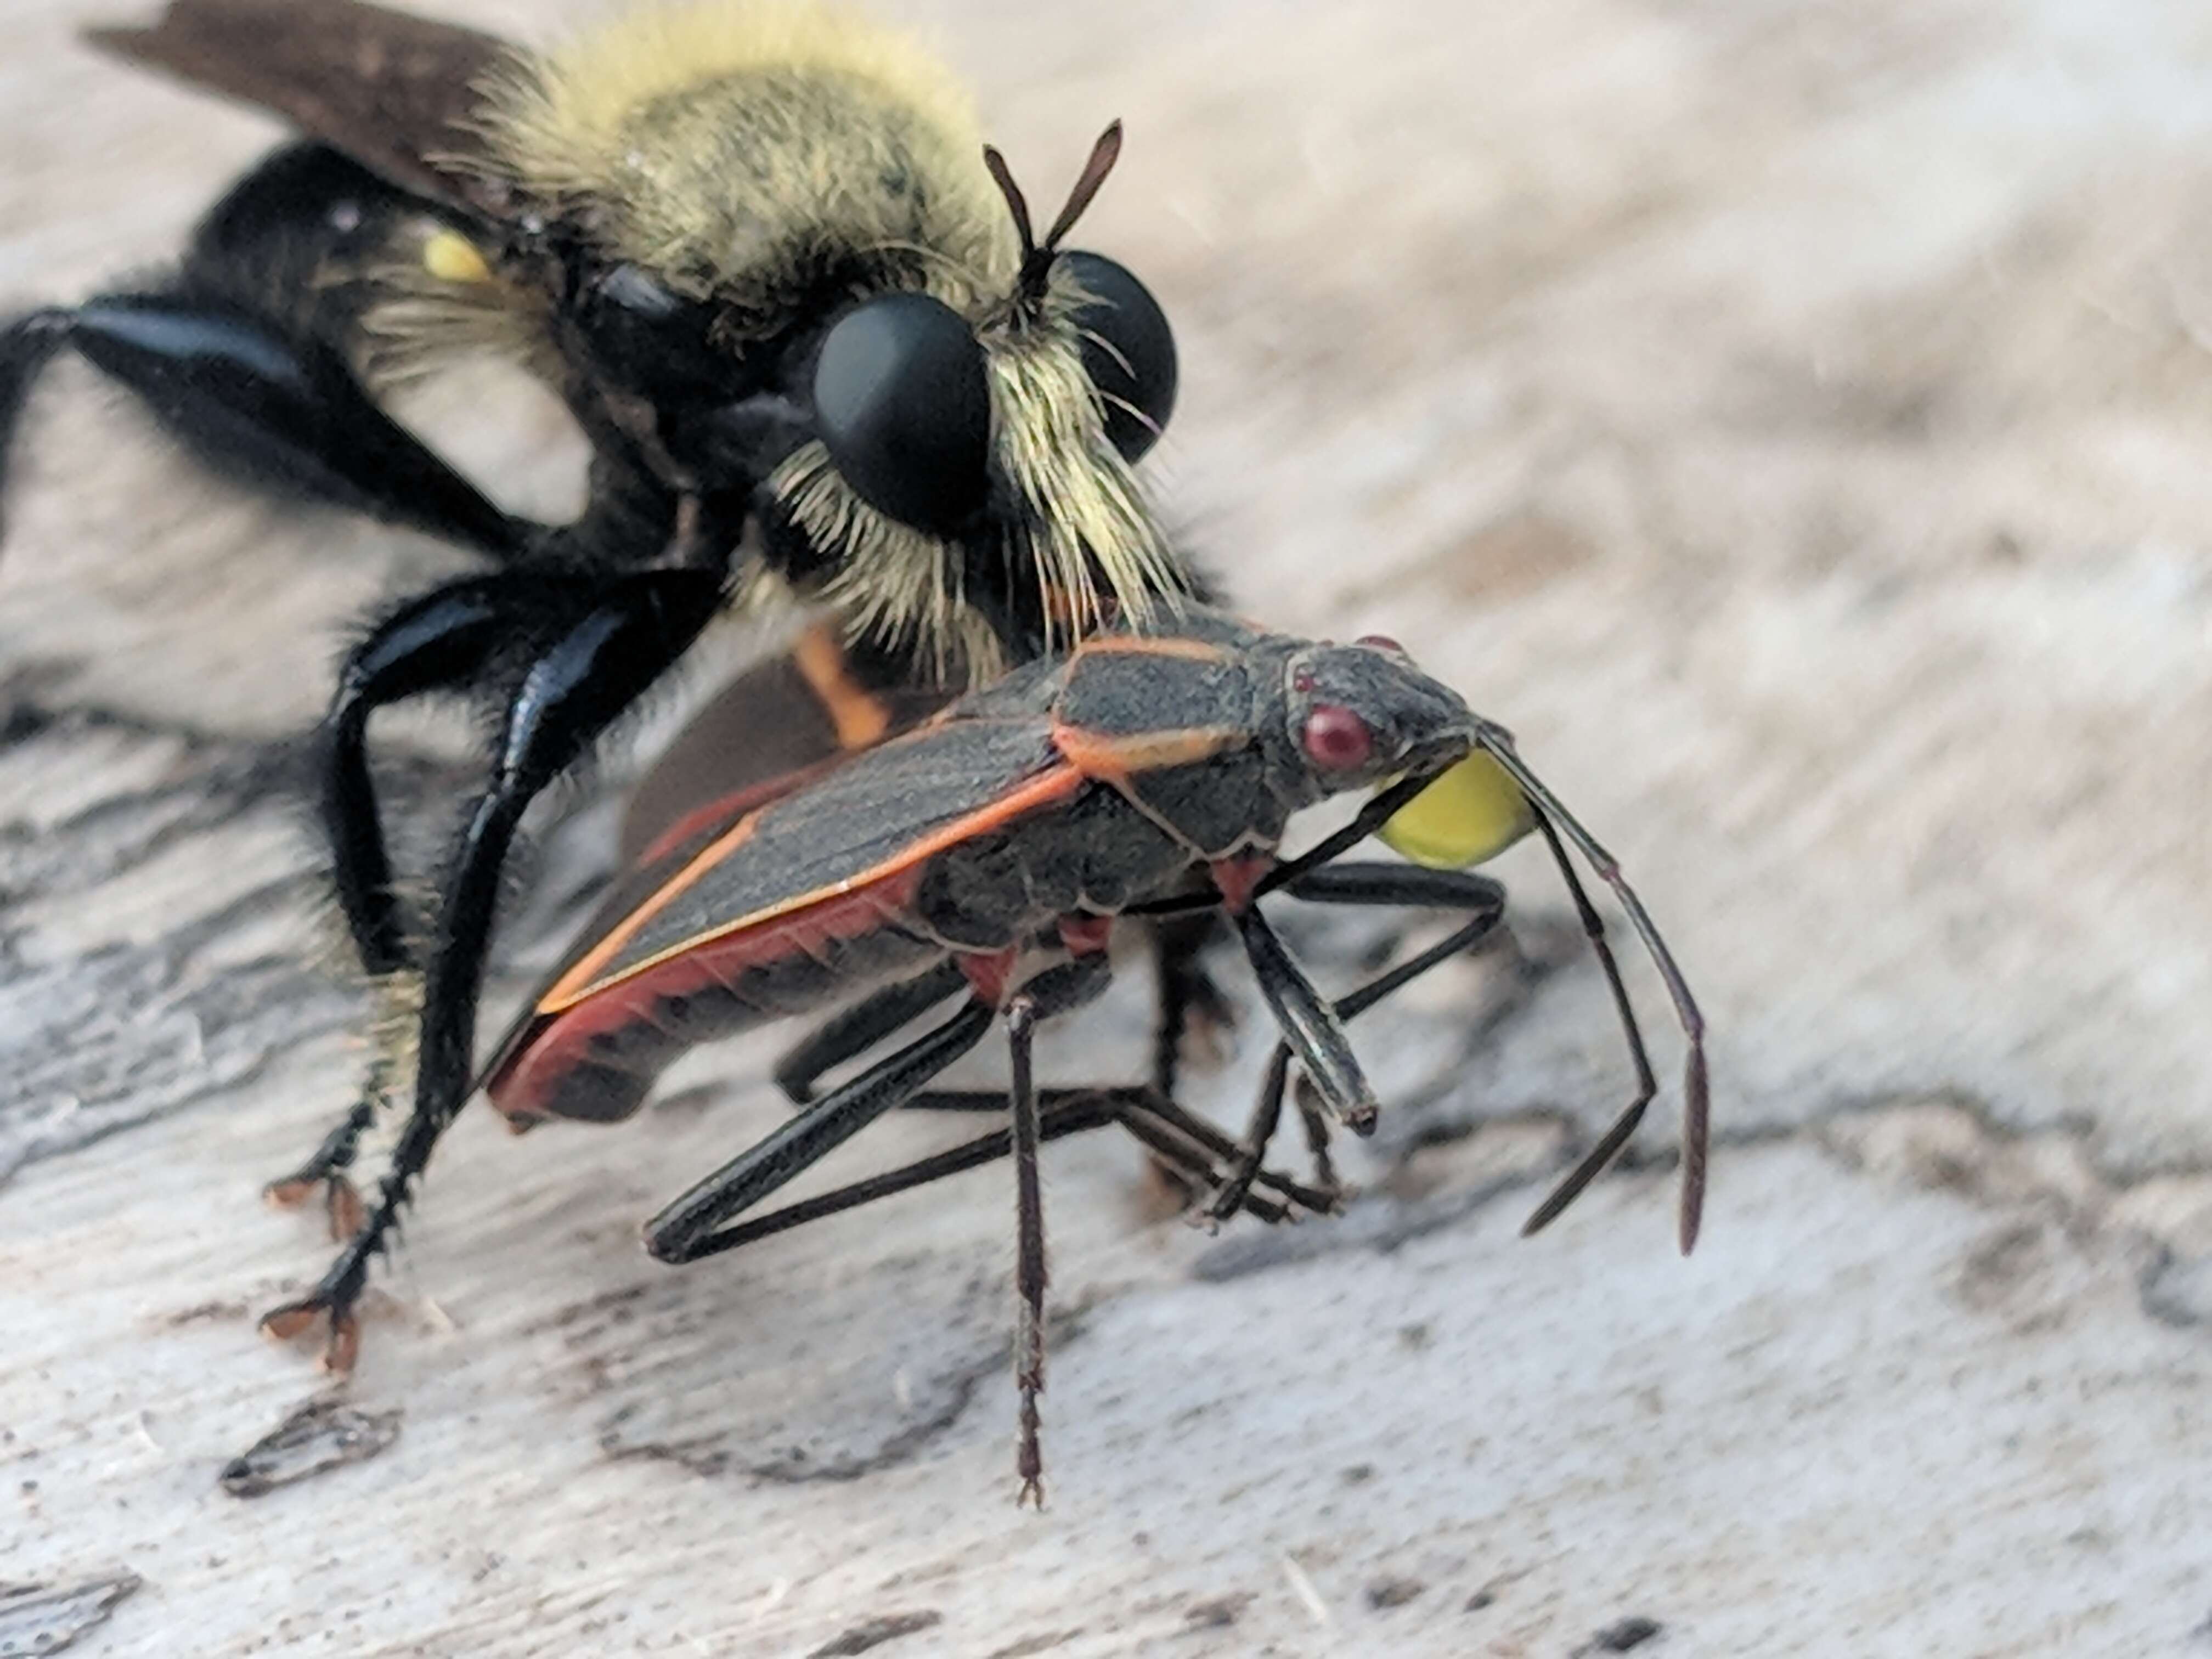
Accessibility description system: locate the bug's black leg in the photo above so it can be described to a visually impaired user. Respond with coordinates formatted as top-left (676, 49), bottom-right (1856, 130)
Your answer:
top-left (876, 1087), bottom-right (1340, 1219)
top-left (1231, 903), bottom-right (1377, 1135)
top-left (771, 961), bottom-right (970, 1104)
top-left (262, 569), bottom-right (726, 1369)
top-left (672, 1090), bottom-right (1128, 1251)
top-left (644, 999), bottom-right (999, 1264)
top-left (1207, 863), bottom-right (1508, 1221)
top-left (1291, 1074), bottom-right (1340, 1197)
top-left (643, 1088), bottom-right (1333, 1253)
top-left (1005, 988), bottom-right (1049, 1505)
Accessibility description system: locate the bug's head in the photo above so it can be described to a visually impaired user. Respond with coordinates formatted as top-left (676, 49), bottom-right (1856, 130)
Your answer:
top-left (1274, 635), bottom-right (1479, 806)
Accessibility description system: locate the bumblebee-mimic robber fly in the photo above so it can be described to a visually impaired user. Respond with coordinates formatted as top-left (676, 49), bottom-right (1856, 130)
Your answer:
top-left (1, 0), bottom-right (1205, 1249)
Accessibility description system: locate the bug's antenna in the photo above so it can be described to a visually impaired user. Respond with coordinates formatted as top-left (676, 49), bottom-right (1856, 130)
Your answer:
top-left (984, 122), bottom-right (1125, 304)
top-left (1473, 730), bottom-right (1709, 1252)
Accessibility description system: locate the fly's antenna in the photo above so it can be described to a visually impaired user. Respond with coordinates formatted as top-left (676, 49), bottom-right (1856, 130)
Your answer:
top-left (984, 121), bottom-right (1125, 306)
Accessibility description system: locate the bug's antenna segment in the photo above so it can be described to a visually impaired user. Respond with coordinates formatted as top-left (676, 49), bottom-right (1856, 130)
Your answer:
top-left (1476, 731), bottom-right (1709, 1252)
top-left (1517, 806), bottom-right (1658, 1235)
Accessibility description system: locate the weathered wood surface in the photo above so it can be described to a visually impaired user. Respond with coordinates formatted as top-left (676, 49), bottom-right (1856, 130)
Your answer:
top-left (4, 0), bottom-right (2210, 1654)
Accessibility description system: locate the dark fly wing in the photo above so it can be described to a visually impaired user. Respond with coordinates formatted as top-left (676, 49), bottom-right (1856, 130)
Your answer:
top-left (87, 0), bottom-right (519, 219)
top-left (618, 650), bottom-right (955, 866)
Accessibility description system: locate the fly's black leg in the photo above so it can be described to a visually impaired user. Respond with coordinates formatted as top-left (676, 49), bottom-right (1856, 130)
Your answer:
top-left (645, 999), bottom-right (998, 1263)
top-left (1, 297), bottom-right (526, 557)
top-left (1208, 863), bottom-right (1508, 1221)
top-left (262, 568), bottom-right (725, 1370)
top-left (3, 142), bottom-right (531, 559)
top-left (0, 311), bottom-right (72, 536)
top-left (771, 961), bottom-right (970, 1104)
top-left (320, 574), bottom-right (610, 978)
top-left (264, 570), bottom-right (623, 1223)
top-left (262, 992), bottom-right (413, 1242)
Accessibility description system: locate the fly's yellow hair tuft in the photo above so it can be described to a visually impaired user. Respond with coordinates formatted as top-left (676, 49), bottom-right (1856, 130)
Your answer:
top-left (479, 2), bottom-right (1017, 324)
top-left (985, 326), bottom-right (1183, 650)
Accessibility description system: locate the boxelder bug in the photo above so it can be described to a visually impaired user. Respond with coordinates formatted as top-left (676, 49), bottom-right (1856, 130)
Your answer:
top-left (261, 608), bottom-right (1706, 1503)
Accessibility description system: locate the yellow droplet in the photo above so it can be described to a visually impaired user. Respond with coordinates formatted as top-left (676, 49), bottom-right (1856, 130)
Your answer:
top-left (1380, 752), bottom-right (1535, 869)
top-left (422, 230), bottom-right (492, 285)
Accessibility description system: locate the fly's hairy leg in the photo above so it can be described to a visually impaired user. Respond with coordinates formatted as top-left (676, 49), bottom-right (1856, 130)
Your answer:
top-left (262, 568), bottom-right (724, 1369)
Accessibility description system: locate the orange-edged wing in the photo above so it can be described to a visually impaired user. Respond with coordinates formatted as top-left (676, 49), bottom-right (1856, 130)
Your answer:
top-left (482, 705), bottom-right (1083, 1118)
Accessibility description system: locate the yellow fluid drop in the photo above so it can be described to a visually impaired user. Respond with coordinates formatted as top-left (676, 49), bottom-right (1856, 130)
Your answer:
top-left (1379, 752), bottom-right (1535, 869)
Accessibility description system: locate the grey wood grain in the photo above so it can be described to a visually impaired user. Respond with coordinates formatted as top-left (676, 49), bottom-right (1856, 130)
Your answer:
top-left (4, 0), bottom-right (2210, 1654)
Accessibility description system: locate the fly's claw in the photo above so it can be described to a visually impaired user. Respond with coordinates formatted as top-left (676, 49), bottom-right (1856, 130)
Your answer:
top-left (259, 1239), bottom-right (380, 1374)
top-left (264, 1167), bottom-right (368, 1242)
top-left (258, 1293), bottom-right (363, 1375)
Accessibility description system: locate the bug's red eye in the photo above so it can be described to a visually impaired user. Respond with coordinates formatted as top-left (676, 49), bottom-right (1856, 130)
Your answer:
top-left (1302, 703), bottom-right (1374, 770)
top-left (1357, 633), bottom-right (1403, 652)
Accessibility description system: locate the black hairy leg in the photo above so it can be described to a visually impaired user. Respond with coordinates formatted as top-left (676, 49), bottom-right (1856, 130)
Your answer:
top-left (0, 144), bottom-right (529, 558)
top-left (261, 567), bottom-right (727, 1369)
top-left (264, 565), bottom-right (693, 1225)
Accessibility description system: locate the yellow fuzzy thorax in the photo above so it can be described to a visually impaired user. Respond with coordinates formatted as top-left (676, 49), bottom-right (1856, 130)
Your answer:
top-left (480, 1), bottom-right (1019, 325)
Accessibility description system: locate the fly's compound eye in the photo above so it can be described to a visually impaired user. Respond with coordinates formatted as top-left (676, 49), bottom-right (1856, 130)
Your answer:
top-left (1060, 251), bottom-right (1177, 461)
top-left (814, 293), bottom-right (991, 534)
top-left (1302, 703), bottom-right (1375, 771)
top-left (1357, 633), bottom-right (1404, 653)
top-left (578, 263), bottom-right (727, 402)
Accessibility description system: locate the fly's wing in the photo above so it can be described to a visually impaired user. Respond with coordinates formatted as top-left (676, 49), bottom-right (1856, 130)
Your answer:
top-left (618, 632), bottom-right (959, 867)
top-left (87, 0), bottom-right (518, 220)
